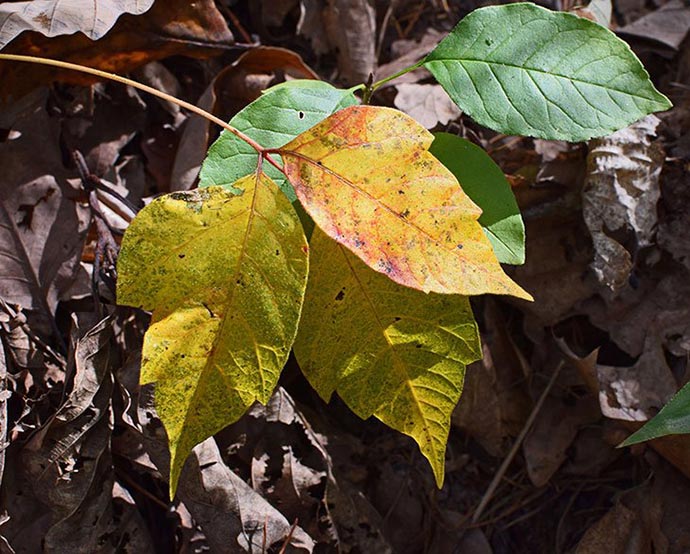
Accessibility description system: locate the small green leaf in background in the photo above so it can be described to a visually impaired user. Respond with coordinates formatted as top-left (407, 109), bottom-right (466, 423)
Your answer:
top-left (423, 2), bottom-right (671, 141)
top-left (294, 229), bottom-right (482, 487)
top-left (117, 181), bottom-right (308, 495)
top-left (430, 132), bottom-right (525, 265)
top-left (620, 381), bottom-right (690, 446)
top-left (199, 80), bottom-right (358, 201)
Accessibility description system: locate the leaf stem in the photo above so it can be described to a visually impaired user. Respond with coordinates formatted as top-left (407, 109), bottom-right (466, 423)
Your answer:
top-left (369, 60), bottom-right (425, 92)
top-left (0, 53), bottom-right (266, 155)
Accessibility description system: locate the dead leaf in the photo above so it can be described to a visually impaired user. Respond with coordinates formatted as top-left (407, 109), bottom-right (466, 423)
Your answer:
top-left (595, 338), bottom-right (678, 423)
top-left (0, 94), bottom-right (90, 318)
top-left (376, 29), bottom-right (443, 86)
top-left (583, 115), bottom-right (665, 292)
top-left (523, 366), bottom-right (600, 487)
top-left (298, 0), bottom-right (376, 85)
top-left (394, 83), bottom-right (461, 129)
top-left (0, 0), bottom-right (233, 102)
top-left (0, 0), bottom-right (154, 49)
top-left (180, 439), bottom-right (316, 553)
top-left (619, 0), bottom-right (690, 51)
top-left (452, 299), bottom-right (532, 456)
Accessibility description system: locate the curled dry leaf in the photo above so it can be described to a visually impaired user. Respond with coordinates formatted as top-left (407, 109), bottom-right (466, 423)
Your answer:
top-left (583, 115), bottom-right (665, 292)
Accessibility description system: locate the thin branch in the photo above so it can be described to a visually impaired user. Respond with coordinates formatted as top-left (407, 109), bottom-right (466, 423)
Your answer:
top-left (471, 360), bottom-right (565, 524)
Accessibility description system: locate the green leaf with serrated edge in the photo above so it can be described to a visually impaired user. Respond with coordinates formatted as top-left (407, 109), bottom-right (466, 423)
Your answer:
top-left (116, 182), bottom-right (308, 496)
top-left (430, 133), bottom-right (525, 265)
top-left (199, 80), bottom-right (358, 202)
top-left (423, 2), bottom-right (671, 141)
top-left (294, 229), bottom-right (481, 487)
top-left (620, 381), bottom-right (690, 447)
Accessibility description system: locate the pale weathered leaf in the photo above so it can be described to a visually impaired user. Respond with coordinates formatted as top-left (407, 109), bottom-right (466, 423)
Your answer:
top-left (295, 229), bottom-right (482, 487)
top-left (0, 0), bottom-right (155, 49)
top-left (117, 181), bottom-right (308, 495)
top-left (583, 115), bottom-right (664, 291)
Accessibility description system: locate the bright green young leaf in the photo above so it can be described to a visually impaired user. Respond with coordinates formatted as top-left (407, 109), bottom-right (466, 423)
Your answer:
top-left (423, 2), bottom-right (671, 141)
top-left (199, 80), bottom-right (358, 201)
top-left (430, 132), bottom-right (525, 265)
top-left (294, 229), bottom-right (482, 487)
top-left (279, 105), bottom-right (532, 299)
top-left (620, 381), bottom-right (690, 447)
top-left (116, 181), bottom-right (308, 496)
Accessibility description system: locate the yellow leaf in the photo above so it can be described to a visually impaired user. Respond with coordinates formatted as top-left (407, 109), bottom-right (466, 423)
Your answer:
top-left (278, 105), bottom-right (531, 299)
top-left (117, 181), bottom-right (309, 495)
top-left (294, 229), bottom-right (482, 487)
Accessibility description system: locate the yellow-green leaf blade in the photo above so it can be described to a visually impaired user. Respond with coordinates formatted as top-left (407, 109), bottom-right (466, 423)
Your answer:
top-left (294, 229), bottom-right (482, 487)
top-left (116, 181), bottom-right (309, 495)
top-left (279, 105), bottom-right (531, 299)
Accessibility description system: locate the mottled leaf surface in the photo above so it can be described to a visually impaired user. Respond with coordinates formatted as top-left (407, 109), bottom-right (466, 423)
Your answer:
top-left (430, 132), bottom-right (525, 265)
top-left (279, 105), bottom-right (531, 298)
top-left (117, 182), bottom-right (308, 495)
top-left (424, 3), bottom-right (671, 141)
top-left (200, 80), bottom-right (358, 201)
top-left (621, 381), bottom-right (690, 446)
top-left (295, 229), bottom-right (482, 487)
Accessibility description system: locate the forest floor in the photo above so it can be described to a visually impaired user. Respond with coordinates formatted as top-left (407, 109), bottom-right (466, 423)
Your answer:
top-left (1, 0), bottom-right (690, 552)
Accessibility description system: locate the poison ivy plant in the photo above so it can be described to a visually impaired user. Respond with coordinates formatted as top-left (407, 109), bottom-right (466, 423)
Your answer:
top-left (2, 0), bottom-right (663, 495)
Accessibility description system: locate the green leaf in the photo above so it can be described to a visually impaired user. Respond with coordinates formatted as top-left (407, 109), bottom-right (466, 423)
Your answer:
top-left (294, 229), bottom-right (482, 487)
top-left (620, 381), bottom-right (690, 446)
top-left (199, 80), bottom-right (358, 201)
top-left (430, 132), bottom-right (525, 265)
top-left (117, 181), bottom-right (309, 496)
top-left (423, 2), bottom-right (671, 141)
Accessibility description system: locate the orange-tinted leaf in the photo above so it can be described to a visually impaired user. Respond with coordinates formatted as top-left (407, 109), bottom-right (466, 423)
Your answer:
top-left (279, 105), bottom-right (531, 299)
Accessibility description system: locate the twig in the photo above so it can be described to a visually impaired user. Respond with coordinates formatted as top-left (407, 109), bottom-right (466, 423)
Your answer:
top-left (277, 519), bottom-right (299, 554)
top-left (471, 361), bottom-right (565, 524)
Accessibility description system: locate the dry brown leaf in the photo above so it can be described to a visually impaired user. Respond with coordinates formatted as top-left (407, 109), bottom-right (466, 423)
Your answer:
top-left (595, 339), bottom-right (677, 423)
top-left (523, 367), bottom-right (600, 486)
top-left (298, 0), bottom-right (376, 85)
top-left (0, 0), bottom-right (233, 102)
top-left (0, 0), bottom-right (154, 49)
top-left (393, 83), bottom-right (460, 129)
top-left (0, 95), bottom-right (90, 317)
